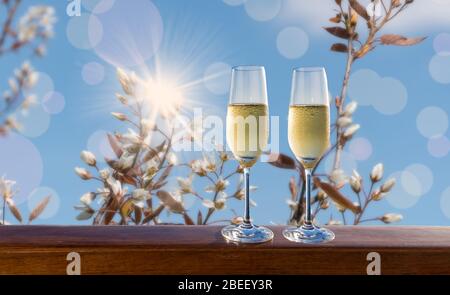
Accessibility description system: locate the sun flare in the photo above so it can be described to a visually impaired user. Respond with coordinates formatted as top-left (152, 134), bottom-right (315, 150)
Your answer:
top-left (144, 77), bottom-right (184, 117)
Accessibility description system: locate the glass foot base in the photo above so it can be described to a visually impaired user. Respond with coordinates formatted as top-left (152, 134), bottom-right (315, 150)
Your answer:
top-left (221, 223), bottom-right (274, 244)
top-left (283, 224), bottom-right (335, 244)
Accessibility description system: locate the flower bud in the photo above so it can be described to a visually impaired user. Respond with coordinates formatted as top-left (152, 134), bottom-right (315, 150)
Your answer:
top-left (111, 112), bottom-right (127, 121)
top-left (75, 167), bottom-right (92, 180)
top-left (337, 116), bottom-right (352, 128)
top-left (344, 101), bottom-right (358, 116)
top-left (370, 163), bottom-right (384, 182)
top-left (371, 188), bottom-right (384, 201)
top-left (343, 124), bottom-right (360, 138)
top-left (381, 213), bottom-right (403, 224)
top-left (350, 175), bottom-right (361, 193)
top-left (380, 178), bottom-right (396, 193)
top-left (80, 151), bottom-right (96, 166)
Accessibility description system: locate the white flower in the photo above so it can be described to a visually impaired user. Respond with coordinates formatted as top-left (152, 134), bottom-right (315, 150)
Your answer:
top-left (214, 198), bottom-right (226, 210)
top-left (343, 124), bottom-right (360, 138)
top-left (132, 189), bottom-right (150, 201)
top-left (99, 169), bottom-right (110, 180)
top-left (80, 151), bottom-right (96, 166)
top-left (0, 176), bottom-right (16, 199)
top-left (116, 153), bottom-right (135, 170)
top-left (344, 101), bottom-right (358, 116)
top-left (80, 192), bottom-right (95, 206)
top-left (177, 176), bottom-right (193, 194)
top-left (330, 169), bottom-right (347, 185)
top-left (337, 116), bottom-right (352, 128)
top-left (215, 178), bottom-right (229, 192)
top-left (380, 178), bottom-right (396, 193)
top-left (122, 128), bottom-right (140, 142)
top-left (370, 163), bottom-right (384, 182)
top-left (286, 199), bottom-right (298, 210)
top-left (191, 159), bottom-right (208, 176)
top-left (202, 199), bottom-right (215, 209)
top-left (167, 152), bottom-right (178, 165)
top-left (107, 177), bottom-right (122, 196)
top-left (381, 213), bottom-right (403, 224)
top-left (75, 167), bottom-right (92, 180)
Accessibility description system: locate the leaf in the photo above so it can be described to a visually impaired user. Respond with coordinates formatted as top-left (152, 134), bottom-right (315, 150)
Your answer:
top-left (152, 181), bottom-right (167, 190)
top-left (267, 153), bottom-right (297, 170)
top-left (103, 197), bottom-right (119, 225)
top-left (331, 43), bottom-right (348, 52)
top-left (329, 14), bottom-right (341, 23)
top-left (349, 0), bottom-right (370, 21)
top-left (134, 206), bottom-right (142, 224)
top-left (6, 199), bottom-right (22, 223)
top-left (143, 147), bottom-right (159, 162)
top-left (156, 190), bottom-right (184, 214)
top-left (117, 173), bottom-right (136, 186)
top-left (142, 204), bottom-right (165, 224)
top-left (289, 177), bottom-right (297, 200)
top-left (313, 178), bottom-right (361, 214)
top-left (183, 212), bottom-right (194, 225)
top-left (154, 165), bottom-right (173, 187)
top-left (76, 210), bottom-right (94, 221)
top-left (107, 133), bottom-right (123, 158)
top-left (380, 34), bottom-right (426, 46)
top-left (197, 210), bottom-right (203, 225)
top-left (28, 195), bottom-right (51, 223)
top-left (120, 199), bottom-right (134, 218)
top-left (324, 26), bottom-right (350, 39)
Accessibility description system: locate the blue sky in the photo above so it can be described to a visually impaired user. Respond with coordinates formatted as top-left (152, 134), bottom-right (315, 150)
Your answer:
top-left (1, 0), bottom-right (449, 225)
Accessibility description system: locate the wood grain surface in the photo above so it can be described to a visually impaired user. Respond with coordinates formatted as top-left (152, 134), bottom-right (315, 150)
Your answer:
top-left (0, 225), bottom-right (449, 275)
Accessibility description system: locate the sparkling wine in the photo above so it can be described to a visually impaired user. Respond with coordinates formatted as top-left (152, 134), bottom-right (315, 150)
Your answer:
top-left (288, 104), bottom-right (330, 168)
top-left (226, 103), bottom-right (268, 167)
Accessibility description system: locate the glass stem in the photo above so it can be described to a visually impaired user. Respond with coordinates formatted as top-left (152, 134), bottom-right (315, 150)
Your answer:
top-left (304, 168), bottom-right (313, 228)
top-left (243, 167), bottom-right (252, 227)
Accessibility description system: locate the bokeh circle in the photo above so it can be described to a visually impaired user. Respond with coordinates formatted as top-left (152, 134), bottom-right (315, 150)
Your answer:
top-left (348, 137), bottom-right (373, 161)
top-left (416, 106), bottom-right (448, 138)
top-left (276, 27), bottom-right (309, 59)
top-left (27, 187), bottom-right (60, 220)
top-left (244, 0), bottom-right (281, 22)
top-left (67, 13), bottom-right (103, 50)
top-left (82, 62), bottom-right (105, 85)
top-left (429, 54), bottom-right (450, 84)
top-left (42, 91), bottom-right (65, 115)
top-left (82, 0), bottom-right (116, 14)
top-left (0, 133), bottom-right (43, 205)
top-left (89, 0), bottom-right (163, 67)
top-left (427, 135), bottom-right (450, 158)
top-left (440, 186), bottom-right (450, 219)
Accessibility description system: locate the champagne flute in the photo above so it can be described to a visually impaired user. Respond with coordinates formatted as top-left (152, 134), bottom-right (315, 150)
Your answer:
top-left (221, 65), bottom-right (274, 244)
top-left (283, 67), bottom-right (335, 244)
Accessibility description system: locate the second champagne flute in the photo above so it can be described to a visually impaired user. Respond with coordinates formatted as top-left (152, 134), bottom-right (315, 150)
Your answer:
top-left (283, 67), bottom-right (335, 244)
top-left (221, 65), bottom-right (274, 244)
